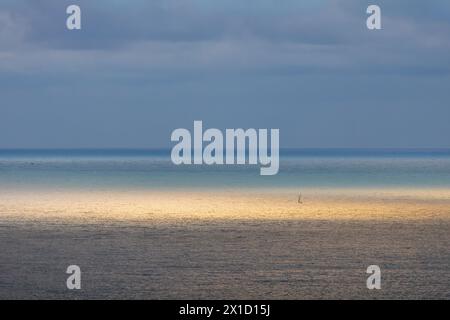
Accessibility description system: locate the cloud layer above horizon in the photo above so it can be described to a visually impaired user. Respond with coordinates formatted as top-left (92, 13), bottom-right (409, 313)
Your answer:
top-left (1, 0), bottom-right (450, 148)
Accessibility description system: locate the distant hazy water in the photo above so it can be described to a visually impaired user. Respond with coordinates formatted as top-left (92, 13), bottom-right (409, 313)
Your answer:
top-left (1, 148), bottom-right (450, 190)
top-left (0, 219), bottom-right (448, 299)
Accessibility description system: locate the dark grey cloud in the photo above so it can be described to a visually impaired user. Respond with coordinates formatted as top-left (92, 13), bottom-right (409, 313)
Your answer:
top-left (1, 0), bottom-right (449, 75)
top-left (0, 0), bottom-right (449, 148)
top-left (2, 0), bottom-right (448, 48)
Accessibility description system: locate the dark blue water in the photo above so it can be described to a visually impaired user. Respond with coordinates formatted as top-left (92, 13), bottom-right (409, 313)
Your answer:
top-left (0, 149), bottom-right (449, 190)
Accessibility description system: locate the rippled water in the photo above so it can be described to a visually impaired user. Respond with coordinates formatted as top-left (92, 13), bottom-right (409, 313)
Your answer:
top-left (0, 219), bottom-right (448, 299)
top-left (0, 149), bottom-right (449, 299)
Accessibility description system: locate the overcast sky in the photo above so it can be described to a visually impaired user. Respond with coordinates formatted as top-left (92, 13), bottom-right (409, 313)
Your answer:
top-left (1, 0), bottom-right (449, 148)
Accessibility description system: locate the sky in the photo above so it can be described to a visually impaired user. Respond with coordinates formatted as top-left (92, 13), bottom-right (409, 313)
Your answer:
top-left (0, 0), bottom-right (449, 149)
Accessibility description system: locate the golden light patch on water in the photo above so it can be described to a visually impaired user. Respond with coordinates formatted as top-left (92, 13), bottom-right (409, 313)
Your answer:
top-left (0, 188), bottom-right (449, 223)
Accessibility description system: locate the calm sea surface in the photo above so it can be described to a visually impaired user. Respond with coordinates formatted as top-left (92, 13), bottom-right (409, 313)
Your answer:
top-left (0, 149), bottom-right (449, 299)
top-left (1, 148), bottom-right (450, 190)
top-left (0, 219), bottom-right (448, 299)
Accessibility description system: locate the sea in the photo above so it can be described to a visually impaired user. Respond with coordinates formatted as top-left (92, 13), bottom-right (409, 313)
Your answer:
top-left (0, 149), bottom-right (449, 299)
top-left (0, 148), bottom-right (450, 190)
